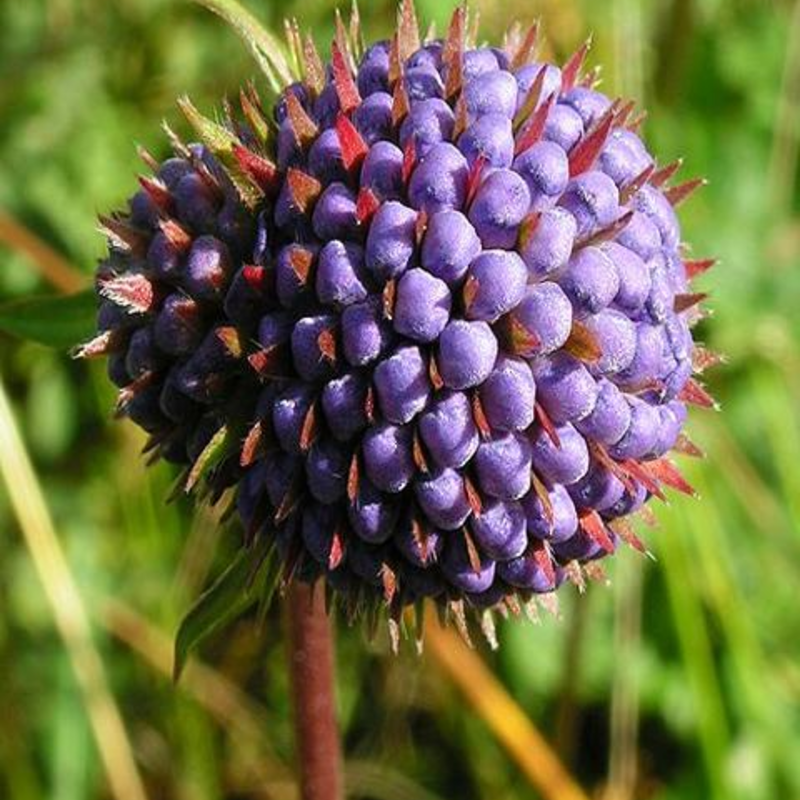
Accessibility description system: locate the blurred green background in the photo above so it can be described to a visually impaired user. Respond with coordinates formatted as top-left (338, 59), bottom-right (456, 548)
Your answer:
top-left (1, 0), bottom-right (799, 798)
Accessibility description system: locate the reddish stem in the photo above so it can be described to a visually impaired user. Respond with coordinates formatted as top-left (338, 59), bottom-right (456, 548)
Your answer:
top-left (286, 582), bottom-right (343, 800)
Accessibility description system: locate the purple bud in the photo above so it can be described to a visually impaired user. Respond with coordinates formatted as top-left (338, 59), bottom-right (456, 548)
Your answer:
top-left (107, 352), bottom-right (131, 388)
top-left (530, 422), bottom-right (590, 486)
top-left (312, 182), bottom-right (359, 241)
top-left (394, 268), bottom-right (452, 342)
top-left (559, 246), bottom-right (620, 316)
top-left (421, 209), bottom-right (482, 286)
top-left (125, 327), bottom-right (163, 378)
top-left (603, 482), bottom-right (647, 519)
top-left (470, 499), bottom-right (527, 560)
top-left (583, 310), bottom-right (637, 375)
top-left (464, 70), bottom-right (518, 119)
top-left (125, 385), bottom-right (167, 433)
top-left (475, 432), bottom-right (533, 500)
top-left (616, 211), bottom-right (661, 262)
top-left (568, 460), bottom-right (626, 511)
top-left (321, 373), bottom-right (368, 441)
top-left (373, 344), bottom-right (431, 424)
top-left (301, 503), bottom-right (340, 566)
top-left (348, 477), bottom-right (399, 544)
top-left (308, 128), bottom-right (347, 184)
top-left (306, 438), bottom-right (349, 503)
top-left (644, 256), bottom-right (674, 323)
top-left (357, 41), bottom-right (391, 95)
top-left (458, 113), bottom-right (514, 169)
top-left (498, 550), bottom-right (557, 593)
top-left (531, 352), bottom-right (599, 424)
top-left (408, 142), bottom-right (468, 214)
top-left (274, 82), bottom-right (310, 123)
top-left (515, 64), bottom-right (562, 111)
top-left (519, 207), bottom-right (577, 278)
top-left (273, 383), bottom-right (316, 454)
top-left (558, 171), bottom-right (620, 239)
top-left (415, 468), bottom-right (472, 530)
top-left (354, 92), bottom-right (393, 145)
top-left (395, 515), bottom-right (443, 567)
top-left (365, 201), bottom-right (417, 281)
top-left (522, 483), bottom-right (578, 543)
top-left (463, 48), bottom-right (501, 80)
top-left (463, 249), bottom-right (527, 322)
top-left (575, 378), bottom-right (632, 446)
top-left (468, 168), bottom-right (531, 249)
top-left (174, 327), bottom-right (239, 403)
top-left (418, 391), bottom-right (480, 469)
top-left (362, 422), bottom-right (415, 493)
top-left (441, 534), bottom-right (497, 594)
top-left (147, 232), bottom-right (182, 281)
top-left (438, 320), bottom-right (499, 389)
top-left (509, 283), bottom-right (573, 356)
top-left (276, 118), bottom-right (304, 171)
top-left (312, 83), bottom-right (341, 129)
top-left (216, 199), bottom-right (254, 258)
top-left (605, 242), bottom-right (651, 312)
top-left (616, 323), bottom-right (663, 388)
top-left (599, 129), bottom-right (653, 187)
top-left (153, 293), bottom-right (203, 356)
top-left (633, 185), bottom-right (679, 249)
top-left (316, 241), bottom-right (369, 308)
top-left (609, 397), bottom-right (661, 460)
top-left (174, 173), bottom-right (219, 232)
top-left (404, 65), bottom-right (444, 101)
top-left (224, 267), bottom-right (269, 329)
top-left (183, 235), bottom-right (232, 302)
top-left (553, 528), bottom-right (613, 563)
top-left (157, 157), bottom-right (192, 189)
top-left (237, 461), bottom-right (267, 528)
top-left (360, 141), bottom-right (404, 200)
top-left (291, 314), bottom-right (338, 382)
top-left (561, 87), bottom-right (612, 127)
top-left (275, 244), bottom-right (317, 309)
top-left (159, 370), bottom-right (200, 422)
top-left (651, 402), bottom-right (684, 457)
top-left (544, 103), bottom-right (584, 151)
top-left (399, 98), bottom-right (455, 158)
top-left (480, 355), bottom-right (536, 431)
top-left (347, 540), bottom-right (385, 586)
top-left (663, 359), bottom-right (692, 402)
top-left (513, 141), bottom-right (570, 210)
top-left (406, 42), bottom-right (442, 70)
top-left (341, 297), bottom-right (393, 366)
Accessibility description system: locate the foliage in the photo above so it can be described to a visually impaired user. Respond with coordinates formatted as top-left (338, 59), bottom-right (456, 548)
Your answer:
top-left (1, 1), bottom-right (799, 799)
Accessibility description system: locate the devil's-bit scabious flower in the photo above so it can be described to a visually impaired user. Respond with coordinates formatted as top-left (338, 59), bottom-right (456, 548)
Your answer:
top-left (78, 1), bottom-right (717, 642)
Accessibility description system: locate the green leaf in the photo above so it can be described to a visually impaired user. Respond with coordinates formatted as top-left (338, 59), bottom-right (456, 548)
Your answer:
top-left (184, 423), bottom-right (233, 494)
top-left (0, 290), bottom-right (95, 349)
top-left (173, 541), bottom-right (271, 681)
top-left (177, 96), bottom-right (263, 209)
top-left (191, 0), bottom-right (295, 91)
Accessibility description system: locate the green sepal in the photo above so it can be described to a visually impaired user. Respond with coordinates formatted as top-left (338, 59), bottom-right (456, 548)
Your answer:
top-left (178, 96), bottom-right (264, 210)
top-left (0, 289), bottom-right (95, 350)
top-left (173, 537), bottom-right (275, 681)
top-left (184, 423), bottom-right (235, 494)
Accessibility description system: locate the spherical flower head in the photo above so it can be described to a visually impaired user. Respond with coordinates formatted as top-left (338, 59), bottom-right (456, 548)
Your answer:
top-left (82, 0), bottom-right (714, 641)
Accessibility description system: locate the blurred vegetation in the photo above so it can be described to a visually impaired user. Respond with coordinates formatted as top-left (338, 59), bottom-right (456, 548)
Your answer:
top-left (1, 0), bottom-right (799, 798)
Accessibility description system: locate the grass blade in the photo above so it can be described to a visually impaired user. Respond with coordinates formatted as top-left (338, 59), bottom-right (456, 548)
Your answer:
top-left (0, 378), bottom-right (149, 800)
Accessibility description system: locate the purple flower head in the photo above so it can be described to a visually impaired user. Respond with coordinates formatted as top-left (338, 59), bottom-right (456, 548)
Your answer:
top-left (86, 3), bottom-right (711, 628)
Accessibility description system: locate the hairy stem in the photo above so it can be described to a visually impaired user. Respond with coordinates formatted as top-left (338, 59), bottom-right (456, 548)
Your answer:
top-left (286, 582), bottom-right (343, 800)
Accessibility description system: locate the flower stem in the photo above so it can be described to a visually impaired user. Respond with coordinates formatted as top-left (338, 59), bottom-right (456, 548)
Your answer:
top-left (286, 582), bottom-right (343, 800)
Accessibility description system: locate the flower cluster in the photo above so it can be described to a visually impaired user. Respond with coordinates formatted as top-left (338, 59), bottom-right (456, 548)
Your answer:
top-left (81, 2), bottom-right (715, 632)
